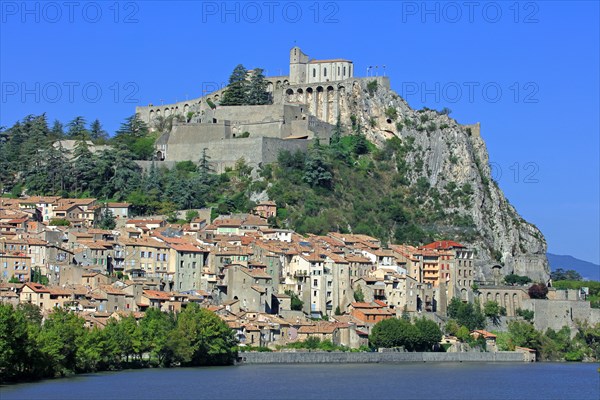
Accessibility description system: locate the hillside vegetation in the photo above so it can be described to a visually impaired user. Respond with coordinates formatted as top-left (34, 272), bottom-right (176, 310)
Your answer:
top-left (0, 114), bottom-right (477, 247)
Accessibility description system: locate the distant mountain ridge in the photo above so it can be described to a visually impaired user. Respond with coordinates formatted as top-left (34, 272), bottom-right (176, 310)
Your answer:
top-left (547, 253), bottom-right (600, 281)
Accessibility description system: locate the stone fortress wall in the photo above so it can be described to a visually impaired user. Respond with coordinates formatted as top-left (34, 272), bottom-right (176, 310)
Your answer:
top-left (239, 351), bottom-right (528, 364)
top-left (134, 47), bottom-right (389, 170)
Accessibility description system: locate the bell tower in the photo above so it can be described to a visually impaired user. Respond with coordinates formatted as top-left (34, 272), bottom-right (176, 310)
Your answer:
top-left (289, 47), bottom-right (308, 84)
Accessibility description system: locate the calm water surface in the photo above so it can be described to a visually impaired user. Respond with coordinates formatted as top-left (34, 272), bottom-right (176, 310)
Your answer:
top-left (2, 362), bottom-right (599, 400)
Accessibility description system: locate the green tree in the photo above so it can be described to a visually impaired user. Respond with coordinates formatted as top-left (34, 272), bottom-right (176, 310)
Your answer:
top-left (303, 139), bottom-right (333, 189)
top-left (330, 115), bottom-right (343, 146)
top-left (444, 320), bottom-right (460, 336)
top-left (447, 298), bottom-right (485, 331)
top-left (221, 64), bottom-right (249, 106)
top-left (152, 115), bottom-right (175, 135)
top-left (369, 318), bottom-right (419, 350)
top-left (456, 326), bottom-right (471, 342)
top-left (97, 207), bottom-right (117, 230)
top-left (139, 308), bottom-right (180, 366)
top-left (0, 304), bottom-right (45, 382)
top-left (175, 303), bottom-right (237, 366)
top-left (353, 286), bottom-right (365, 302)
top-left (89, 119), bottom-right (109, 143)
top-left (67, 116), bottom-right (90, 140)
top-left (37, 308), bottom-right (87, 376)
top-left (71, 139), bottom-right (97, 194)
top-left (504, 274), bottom-right (532, 286)
top-left (31, 267), bottom-right (49, 285)
top-left (483, 300), bottom-right (506, 326)
top-left (113, 114), bottom-right (154, 160)
top-left (50, 119), bottom-right (65, 139)
top-left (551, 268), bottom-right (583, 281)
top-left (198, 148), bottom-right (214, 177)
top-left (516, 308), bottom-right (535, 322)
top-left (285, 290), bottom-right (304, 311)
top-left (186, 210), bottom-right (199, 223)
top-left (247, 68), bottom-right (271, 105)
top-left (414, 317), bottom-right (442, 351)
top-left (506, 320), bottom-right (541, 352)
top-left (401, 305), bottom-right (410, 321)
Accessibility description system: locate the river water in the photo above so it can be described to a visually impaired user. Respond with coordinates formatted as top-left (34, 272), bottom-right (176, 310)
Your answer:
top-left (2, 362), bottom-right (599, 400)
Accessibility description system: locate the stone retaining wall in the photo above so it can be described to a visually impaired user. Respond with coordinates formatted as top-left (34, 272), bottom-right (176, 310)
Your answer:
top-left (239, 351), bottom-right (525, 364)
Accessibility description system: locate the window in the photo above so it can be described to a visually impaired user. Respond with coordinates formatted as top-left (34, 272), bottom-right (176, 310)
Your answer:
top-left (313, 279), bottom-right (318, 287)
top-left (343, 66), bottom-right (346, 75)
top-left (313, 68), bottom-right (316, 78)
top-left (324, 67), bottom-right (327, 77)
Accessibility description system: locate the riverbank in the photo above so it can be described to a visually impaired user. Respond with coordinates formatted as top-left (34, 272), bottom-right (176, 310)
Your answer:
top-left (238, 351), bottom-right (529, 364)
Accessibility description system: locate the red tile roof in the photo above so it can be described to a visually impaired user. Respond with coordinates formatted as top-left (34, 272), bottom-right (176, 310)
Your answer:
top-left (422, 240), bottom-right (465, 250)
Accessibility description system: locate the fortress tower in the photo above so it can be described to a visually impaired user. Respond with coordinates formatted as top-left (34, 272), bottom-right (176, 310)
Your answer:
top-left (289, 46), bottom-right (309, 84)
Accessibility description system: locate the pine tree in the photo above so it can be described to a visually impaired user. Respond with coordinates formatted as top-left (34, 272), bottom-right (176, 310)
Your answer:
top-left (50, 120), bottom-right (65, 140)
top-left (197, 148), bottom-right (214, 178)
top-left (71, 140), bottom-right (96, 195)
top-left (330, 115), bottom-right (342, 145)
top-left (89, 119), bottom-right (108, 143)
top-left (98, 207), bottom-right (116, 230)
top-left (67, 116), bottom-right (90, 140)
top-left (220, 64), bottom-right (249, 106)
top-left (247, 68), bottom-right (271, 105)
top-left (115, 114), bottom-right (148, 140)
top-left (114, 114), bottom-right (152, 160)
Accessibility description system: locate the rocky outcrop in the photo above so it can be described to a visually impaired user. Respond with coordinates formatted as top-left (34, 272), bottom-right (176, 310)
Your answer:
top-left (336, 79), bottom-right (549, 282)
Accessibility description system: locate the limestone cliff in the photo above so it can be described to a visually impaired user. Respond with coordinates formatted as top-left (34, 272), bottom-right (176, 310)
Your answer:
top-left (335, 79), bottom-right (549, 282)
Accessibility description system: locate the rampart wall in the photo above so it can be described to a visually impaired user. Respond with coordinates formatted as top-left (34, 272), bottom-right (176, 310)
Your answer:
top-left (138, 137), bottom-right (308, 173)
top-left (239, 351), bottom-right (526, 364)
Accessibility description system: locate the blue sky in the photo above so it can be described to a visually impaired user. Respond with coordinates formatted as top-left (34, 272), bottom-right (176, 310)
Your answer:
top-left (1, 1), bottom-right (598, 264)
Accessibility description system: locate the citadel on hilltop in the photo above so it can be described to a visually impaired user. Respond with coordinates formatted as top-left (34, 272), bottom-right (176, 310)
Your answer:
top-left (135, 47), bottom-right (389, 172)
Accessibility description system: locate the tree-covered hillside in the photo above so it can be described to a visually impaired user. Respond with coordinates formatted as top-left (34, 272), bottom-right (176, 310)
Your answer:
top-left (0, 113), bottom-right (477, 247)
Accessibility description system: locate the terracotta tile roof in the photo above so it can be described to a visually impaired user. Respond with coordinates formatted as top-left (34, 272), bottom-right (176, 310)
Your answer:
top-left (300, 252), bottom-right (325, 263)
top-left (351, 302), bottom-right (383, 309)
top-left (26, 238), bottom-right (48, 246)
top-left (143, 290), bottom-right (172, 300)
top-left (214, 218), bottom-right (243, 227)
top-left (471, 330), bottom-right (497, 339)
top-left (48, 287), bottom-right (73, 296)
top-left (169, 243), bottom-right (203, 252)
top-left (99, 285), bottom-right (126, 296)
top-left (244, 268), bottom-right (272, 279)
top-left (422, 240), bottom-right (465, 250)
top-left (23, 282), bottom-right (50, 293)
top-left (251, 285), bottom-right (267, 294)
top-left (106, 202), bottom-right (130, 208)
top-left (345, 254), bottom-right (372, 264)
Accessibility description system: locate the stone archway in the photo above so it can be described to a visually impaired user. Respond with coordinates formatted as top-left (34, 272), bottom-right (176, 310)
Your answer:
top-left (306, 87), bottom-right (314, 114)
top-left (297, 88), bottom-right (305, 103)
top-left (326, 85), bottom-right (335, 123)
top-left (316, 86), bottom-right (324, 119)
top-left (286, 88), bottom-right (294, 103)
